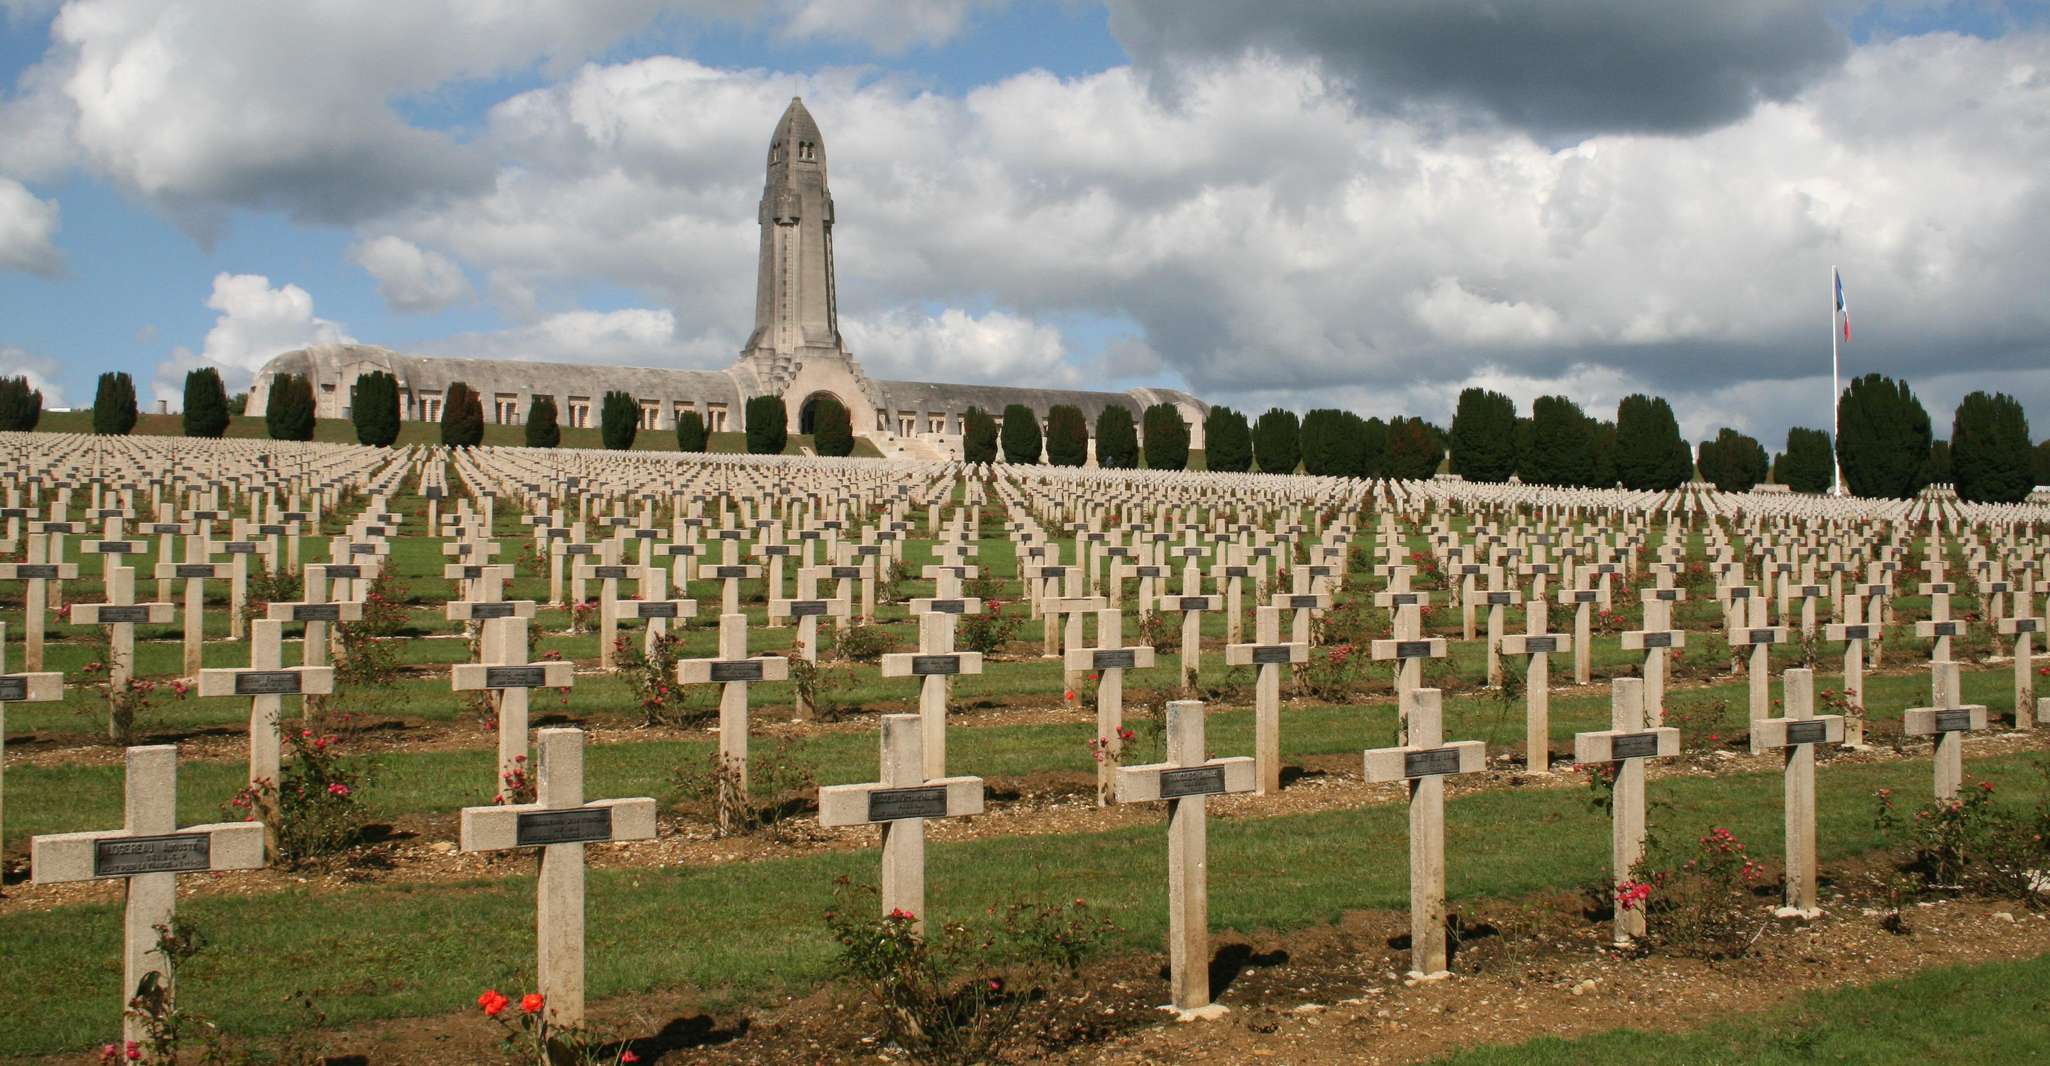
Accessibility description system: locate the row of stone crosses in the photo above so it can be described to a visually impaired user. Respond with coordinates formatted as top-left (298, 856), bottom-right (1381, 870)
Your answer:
top-left (4, 432), bottom-right (2048, 1040)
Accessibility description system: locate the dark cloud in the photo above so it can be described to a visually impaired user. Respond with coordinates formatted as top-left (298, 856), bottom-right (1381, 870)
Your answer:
top-left (1108, 0), bottom-right (1850, 138)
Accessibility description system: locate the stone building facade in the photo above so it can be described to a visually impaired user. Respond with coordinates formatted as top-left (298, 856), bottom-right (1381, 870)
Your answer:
top-left (246, 98), bottom-right (1205, 459)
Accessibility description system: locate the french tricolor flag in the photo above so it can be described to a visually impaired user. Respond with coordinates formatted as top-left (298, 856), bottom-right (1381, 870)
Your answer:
top-left (1834, 269), bottom-right (1850, 342)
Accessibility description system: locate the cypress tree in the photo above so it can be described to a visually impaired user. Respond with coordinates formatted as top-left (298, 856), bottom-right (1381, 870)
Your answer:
top-left (745, 394), bottom-right (787, 454)
top-left (1447, 387), bottom-right (1519, 483)
top-left (1142, 403), bottom-right (1189, 471)
top-left (0, 374), bottom-right (42, 431)
top-left (1359, 416), bottom-right (1391, 478)
top-left (263, 373), bottom-right (315, 441)
top-left (1387, 417), bottom-right (1444, 480)
top-left (1589, 419), bottom-right (1619, 486)
top-left (1835, 373), bottom-right (1931, 498)
top-left (182, 367), bottom-right (231, 438)
top-left (962, 407), bottom-right (999, 464)
top-left (1950, 391), bottom-right (2033, 503)
top-left (1045, 404), bottom-right (1088, 466)
top-left (1612, 394), bottom-right (1690, 490)
top-left (1203, 406), bottom-right (1252, 473)
top-left (672, 408), bottom-right (706, 452)
top-left (600, 390), bottom-right (639, 450)
top-left (1301, 409), bottom-right (1364, 475)
top-left (1920, 440), bottom-right (1952, 490)
top-left (526, 395), bottom-right (561, 448)
top-left (1251, 408), bottom-right (1300, 474)
top-left (1000, 403), bottom-right (1042, 464)
top-left (2033, 439), bottom-right (2050, 488)
top-left (93, 371), bottom-right (139, 436)
top-left (348, 370), bottom-right (400, 446)
top-left (1523, 395), bottom-right (1595, 487)
top-left (812, 396), bottom-right (854, 457)
top-left (1697, 427), bottom-right (1769, 492)
top-left (1778, 427), bottom-right (1833, 493)
top-left (1093, 405), bottom-right (1138, 469)
top-left (439, 381), bottom-right (483, 447)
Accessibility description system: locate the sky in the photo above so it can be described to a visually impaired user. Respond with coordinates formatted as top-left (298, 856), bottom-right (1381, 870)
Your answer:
top-left (2, 0), bottom-right (2048, 450)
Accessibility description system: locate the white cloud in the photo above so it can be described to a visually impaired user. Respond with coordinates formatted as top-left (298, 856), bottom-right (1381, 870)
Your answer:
top-left (151, 273), bottom-right (352, 402)
top-left (0, 344), bottom-right (67, 407)
top-left (775, 0), bottom-right (999, 54)
top-left (420, 308), bottom-right (687, 365)
top-left (842, 308), bottom-right (1077, 385)
top-left (0, 178), bottom-right (63, 275)
top-left (349, 235), bottom-right (473, 314)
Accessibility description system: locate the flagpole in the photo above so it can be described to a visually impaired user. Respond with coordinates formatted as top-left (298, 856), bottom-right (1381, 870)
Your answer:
top-left (1830, 264), bottom-right (1842, 497)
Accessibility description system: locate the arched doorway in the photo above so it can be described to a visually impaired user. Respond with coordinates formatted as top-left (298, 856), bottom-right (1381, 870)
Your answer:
top-left (798, 390), bottom-right (848, 435)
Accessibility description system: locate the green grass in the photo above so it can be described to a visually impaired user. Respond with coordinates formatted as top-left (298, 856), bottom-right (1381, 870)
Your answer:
top-left (4, 747), bottom-right (2046, 1055)
top-left (1433, 954), bottom-right (2050, 1064)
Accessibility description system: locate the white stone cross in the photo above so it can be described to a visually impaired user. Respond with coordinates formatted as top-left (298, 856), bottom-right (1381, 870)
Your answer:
top-left (1996, 614), bottom-right (2041, 729)
top-left (777, 565), bottom-right (850, 720)
top-left (1556, 587), bottom-right (1604, 684)
top-left (1224, 604), bottom-right (1307, 794)
top-left (676, 613), bottom-right (789, 828)
top-left (882, 612), bottom-right (985, 780)
top-left (1902, 660), bottom-right (1988, 800)
top-left (1064, 608), bottom-right (1155, 805)
top-left (818, 713), bottom-right (984, 932)
top-left (1619, 621), bottom-right (1686, 725)
top-left (1363, 688), bottom-right (1485, 980)
top-left (31, 745), bottom-right (264, 1043)
top-left (1751, 667), bottom-right (1842, 919)
top-left (1114, 699), bottom-right (1254, 1018)
top-left (1155, 560), bottom-right (1220, 689)
top-left (1726, 602), bottom-right (1789, 753)
top-left (1499, 616), bottom-right (1571, 774)
top-left (0, 623), bottom-right (63, 863)
top-left (154, 544), bottom-right (230, 678)
top-left (1823, 583), bottom-right (1889, 746)
top-left (458, 728), bottom-right (656, 1028)
top-left (0, 533), bottom-right (76, 669)
top-left (451, 612), bottom-right (574, 797)
top-left (573, 546), bottom-right (640, 670)
top-left (69, 564), bottom-right (175, 703)
top-left (1370, 632), bottom-right (1448, 734)
top-left (197, 619), bottom-right (336, 790)
top-left (1574, 677), bottom-right (1680, 945)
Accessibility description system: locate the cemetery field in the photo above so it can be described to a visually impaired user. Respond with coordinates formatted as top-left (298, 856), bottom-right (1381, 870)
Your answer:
top-left (3, 436), bottom-right (2048, 1063)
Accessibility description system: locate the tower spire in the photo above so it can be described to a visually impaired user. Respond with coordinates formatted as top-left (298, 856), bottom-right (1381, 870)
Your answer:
top-left (741, 96), bottom-right (841, 373)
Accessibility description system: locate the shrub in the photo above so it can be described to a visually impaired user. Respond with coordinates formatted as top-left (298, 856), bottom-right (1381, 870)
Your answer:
top-left (347, 370), bottom-right (399, 446)
top-left (182, 366), bottom-right (231, 438)
top-left (1387, 416), bottom-right (1444, 479)
top-left (956, 574), bottom-right (1021, 655)
top-left (1613, 393), bottom-right (1691, 490)
top-left (1448, 387), bottom-right (1519, 482)
top-left (0, 374), bottom-right (42, 430)
top-left (1774, 426), bottom-right (1833, 492)
top-left (673, 408), bottom-right (706, 452)
top-left (1141, 402), bottom-right (1188, 471)
top-left (745, 393), bottom-right (787, 454)
top-left (1000, 403), bottom-right (1041, 464)
top-left (1837, 373), bottom-right (1932, 498)
top-left (525, 395), bottom-right (561, 448)
top-left (961, 406), bottom-right (998, 464)
top-left (223, 729), bottom-right (370, 865)
top-left (598, 390), bottom-right (638, 450)
top-left (264, 373), bottom-right (316, 441)
top-left (78, 630), bottom-right (193, 744)
top-left (1094, 405), bottom-right (1138, 469)
top-left (1300, 408), bottom-right (1363, 476)
top-left (617, 630), bottom-right (688, 727)
top-left (671, 735), bottom-right (816, 839)
top-left (834, 623), bottom-right (891, 663)
top-left (1951, 390), bottom-right (2033, 503)
top-left (1697, 427), bottom-right (1770, 492)
top-left (1203, 405), bottom-right (1252, 472)
top-left (1044, 404), bottom-right (1087, 466)
top-left (440, 381), bottom-right (484, 447)
top-left (92, 371), bottom-right (139, 436)
top-left (812, 395), bottom-right (855, 456)
top-left (475, 986), bottom-right (637, 1066)
top-left (1522, 395), bottom-right (1597, 486)
top-left (1251, 407), bottom-right (1299, 474)
top-left (1624, 826), bottom-right (1769, 958)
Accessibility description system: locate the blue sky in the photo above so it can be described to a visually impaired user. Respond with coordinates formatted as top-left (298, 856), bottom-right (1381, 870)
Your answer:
top-left (2, 1), bottom-right (2047, 447)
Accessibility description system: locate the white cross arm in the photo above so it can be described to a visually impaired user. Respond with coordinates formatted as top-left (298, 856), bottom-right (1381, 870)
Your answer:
top-left (1065, 645), bottom-right (1156, 672)
top-left (1903, 705), bottom-right (1988, 737)
top-left (441, 563), bottom-right (513, 580)
top-left (771, 596), bottom-right (848, 619)
top-left (1115, 757), bottom-right (1255, 803)
top-left (818, 776), bottom-right (984, 827)
top-left (880, 652), bottom-right (984, 678)
top-left (1052, 596), bottom-right (1108, 613)
top-left (446, 600), bottom-right (537, 621)
top-left (704, 564), bottom-right (762, 580)
top-left (1374, 591), bottom-right (1432, 609)
top-left (1225, 642), bottom-right (1308, 667)
top-left (458, 798), bottom-right (658, 852)
top-left (907, 597), bottom-right (980, 615)
top-left (921, 565), bottom-right (980, 580)
top-left (440, 542), bottom-right (503, 557)
top-left (1998, 617), bottom-right (2042, 637)
top-left (1499, 633), bottom-right (1572, 655)
top-left (266, 601), bottom-right (365, 623)
top-left (0, 672), bottom-right (63, 702)
top-left (153, 562), bottom-right (231, 581)
top-left (1558, 589), bottom-right (1606, 606)
top-left (1914, 620), bottom-right (1965, 638)
top-left (1727, 626), bottom-right (1788, 647)
top-left (1157, 594), bottom-right (1220, 613)
top-left (1573, 727), bottom-right (1681, 763)
top-left (1370, 637), bottom-right (1448, 661)
top-left (1641, 588), bottom-right (1689, 604)
top-left (1274, 592), bottom-right (1333, 610)
top-left (453, 662), bottom-right (575, 690)
top-left (1363, 741), bottom-right (1486, 783)
top-left (70, 602), bottom-right (175, 624)
top-left (1823, 622), bottom-right (1879, 641)
top-left (1783, 584), bottom-right (1827, 599)
top-left (1753, 715), bottom-right (1846, 749)
top-left (197, 666), bottom-right (335, 698)
top-left (677, 657), bottom-right (790, 684)
top-left (630, 599), bottom-right (699, 621)
top-left (574, 563), bottom-right (637, 581)
top-left (0, 562), bottom-right (76, 580)
top-left (1620, 630), bottom-right (1686, 651)
top-left (32, 822), bottom-right (264, 884)
top-left (81, 539), bottom-right (145, 555)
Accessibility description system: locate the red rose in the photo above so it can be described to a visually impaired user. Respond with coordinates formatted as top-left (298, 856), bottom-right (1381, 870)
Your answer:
top-left (521, 993), bottom-right (544, 1014)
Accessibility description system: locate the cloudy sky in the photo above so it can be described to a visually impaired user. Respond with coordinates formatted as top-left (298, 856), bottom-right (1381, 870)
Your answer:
top-left (1, 1), bottom-right (2046, 448)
